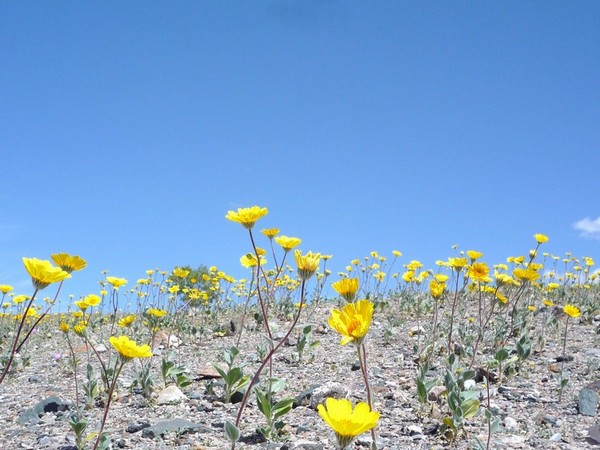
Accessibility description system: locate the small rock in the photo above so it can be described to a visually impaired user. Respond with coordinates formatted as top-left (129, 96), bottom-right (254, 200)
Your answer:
top-left (18, 397), bottom-right (70, 425)
top-left (579, 388), bottom-right (599, 416)
top-left (157, 385), bottom-right (187, 405)
top-left (504, 416), bottom-right (518, 430)
top-left (141, 418), bottom-right (210, 438)
top-left (428, 386), bottom-right (446, 402)
top-left (196, 365), bottom-right (222, 379)
top-left (549, 433), bottom-right (562, 442)
top-left (126, 421), bottom-right (151, 433)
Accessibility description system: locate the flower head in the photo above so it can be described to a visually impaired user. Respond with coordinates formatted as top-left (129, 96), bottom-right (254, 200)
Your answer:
top-left (274, 235), bottom-right (302, 252)
top-left (563, 304), bottom-right (581, 319)
top-left (109, 335), bottom-right (152, 361)
top-left (225, 206), bottom-right (268, 230)
top-left (448, 257), bottom-right (468, 271)
top-left (0, 285), bottom-right (14, 294)
top-left (172, 267), bottom-right (190, 278)
top-left (534, 233), bottom-right (549, 244)
top-left (51, 253), bottom-right (87, 273)
top-left (328, 299), bottom-right (374, 346)
top-left (261, 228), bottom-right (280, 238)
top-left (118, 314), bottom-right (136, 327)
top-left (23, 258), bottom-right (71, 290)
top-left (429, 280), bottom-right (446, 299)
top-left (331, 278), bottom-right (359, 302)
top-left (294, 250), bottom-right (321, 280)
top-left (317, 398), bottom-right (380, 449)
top-left (84, 294), bottom-right (101, 306)
top-left (513, 267), bottom-right (540, 282)
top-left (59, 322), bottom-right (70, 333)
top-left (146, 308), bottom-right (167, 318)
top-left (467, 250), bottom-right (483, 261)
top-left (468, 262), bottom-right (491, 283)
top-left (106, 276), bottom-right (127, 289)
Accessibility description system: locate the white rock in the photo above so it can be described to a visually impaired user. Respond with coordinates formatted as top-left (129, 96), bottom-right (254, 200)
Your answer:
top-left (157, 385), bottom-right (187, 405)
top-left (504, 416), bottom-right (518, 430)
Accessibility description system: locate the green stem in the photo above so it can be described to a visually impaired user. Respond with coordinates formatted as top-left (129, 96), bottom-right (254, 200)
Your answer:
top-left (92, 360), bottom-right (125, 450)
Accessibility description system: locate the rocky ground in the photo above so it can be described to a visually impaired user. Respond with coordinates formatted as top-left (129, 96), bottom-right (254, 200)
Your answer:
top-left (0, 302), bottom-right (599, 450)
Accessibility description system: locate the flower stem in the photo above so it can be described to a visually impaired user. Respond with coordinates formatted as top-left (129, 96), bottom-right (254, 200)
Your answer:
top-left (357, 343), bottom-right (377, 449)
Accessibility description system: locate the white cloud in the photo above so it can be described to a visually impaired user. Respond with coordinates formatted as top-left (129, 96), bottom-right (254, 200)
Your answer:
top-left (573, 216), bottom-right (600, 240)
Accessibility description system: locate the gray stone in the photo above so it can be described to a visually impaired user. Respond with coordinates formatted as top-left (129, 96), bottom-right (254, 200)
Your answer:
top-left (579, 388), bottom-right (599, 416)
top-left (141, 418), bottom-right (210, 438)
top-left (18, 396), bottom-right (70, 425)
top-left (504, 416), bottom-right (518, 430)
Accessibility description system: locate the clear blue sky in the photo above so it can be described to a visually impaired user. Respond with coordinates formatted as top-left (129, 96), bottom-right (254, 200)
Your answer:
top-left (1, 1), bottom-right (599, 301)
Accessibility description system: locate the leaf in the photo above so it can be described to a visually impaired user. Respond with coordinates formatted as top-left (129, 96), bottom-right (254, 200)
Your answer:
top-left (462, 399), bottom-right (480, 419)
top-left (224, 421), bottom-right (240, 442)
top-left (273, 398), bottom-right (294, 419)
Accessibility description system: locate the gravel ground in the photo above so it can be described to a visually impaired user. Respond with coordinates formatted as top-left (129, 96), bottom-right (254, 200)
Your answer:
top-left (0, 301), bottom-right (598, 450)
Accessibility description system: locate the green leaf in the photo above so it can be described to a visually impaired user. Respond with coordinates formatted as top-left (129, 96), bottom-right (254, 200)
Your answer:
top-left (224, 421), bottom-right (240, 442)
top-left (461, 399), bottom-right (480, 419)
top-left (255, 389), bottom-right (271, 419)
top-left (273, 398), bottom-right (294, 419)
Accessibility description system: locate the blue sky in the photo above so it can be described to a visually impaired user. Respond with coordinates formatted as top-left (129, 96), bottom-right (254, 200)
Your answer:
top-left (1, 1), bottom-right (599, 302)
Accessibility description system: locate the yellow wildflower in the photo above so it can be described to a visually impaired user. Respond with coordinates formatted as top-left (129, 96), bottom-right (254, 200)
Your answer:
top-left (328, 299), bottom-right (374, 346)
top-left (0, 285), bottom-right (14, 294)
top-left (534, 233), bottom-right (549, 244)
top-left (225, 206), bottom-right (268, 229)
top-left (563, 304), bottom-right (581, 319)
top-left (51, 253), bottom-right (87, 273)
top-left (275, 235), bottom-right (302, 252)
top-left (295, 250), bottom-right (321, 280)
top-left (331, 278), bottom-right (359, 302)
top-left (23, 258), bottom-right (71, 290)
top-left (118, 314), bottom-right (136, 327)
top-left (109, 335), bottom-right (153, 361)
top-left (172, 267), bottom-right (190, 278)
top-left (106, 276), bottom-right (127, 289)
top-left (146, 308), bottom-right (167, 318)
top-left (261, 228), bottom-right (280, 238)
top-left (317, 398), bottom-right (380, 449)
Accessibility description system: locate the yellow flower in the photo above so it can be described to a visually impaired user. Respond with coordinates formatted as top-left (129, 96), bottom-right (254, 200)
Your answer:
top-left (225, 206), bottom-right (268, 229)
top-left (240, 253), bottom-right (266, 268)
top-left (467, 250), bottom-right (483, 261)
top-left (74, 323), bottom-right (86, 336)
top-left (434, 274), bottom-right (449, 283)
top-left (331, 278), bottom-right (359, 302)
top-left (328, 299), bottom-right (374, 346)
top-left (496, 292), bottom-right (508, 304)
top-left (542, 299), bottom-right (554, 307)
top-left (109, 335), bottom-right (152, 361)
top-left (392, 250), bottom-right (402, 257)
top-left (0, 285), bottom-right (14, 294)
top-left (13, 295), bottom-right (29, 304)
top-left (448, 257), bottom-right (468, 270)
top-left (172, 267), bottom-right (190, 278)
top-left (295, 250), bottom-right (321, 280)
top-left (74, 299), bottom-right (89, 311)
top-left (106, 276), bottom-right (127, 289)
top-left (59, 322), bottom-right (70, 333)
top-left (534, 233), bottom-right (549, 244)
top-left (261, 228), bottom-right (280, 238)
top-left (513, 268), bottom-right (540, 282)
top-left (317, 398), bottom-right (380, 449)
top-left (146, 308), bottom-right (167, 318)
top-left (563, 304), bottom-right (581, 319)
top-left (274, 235), bottom-right (302, 252)
top-left (51, 253), bottom-right (87, 273)
top-left (468, 262), bottom-right (491, 283)
top-left (23, 257), bottom-right (71, 290)
top-left (84, 294), bottom-right (101, 306)
top-left (429, 280), bottom-right (446, 299)
top-left (528, 305), bottom-right (536, 312)
top-left (118, 315), bottom-right (136, 327)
